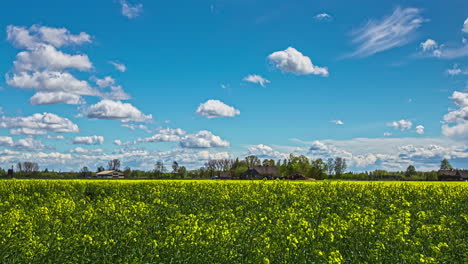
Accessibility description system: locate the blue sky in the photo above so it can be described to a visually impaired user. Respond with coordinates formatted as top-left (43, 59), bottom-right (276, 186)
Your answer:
top-left (0, 0), bottom-right (467, 171)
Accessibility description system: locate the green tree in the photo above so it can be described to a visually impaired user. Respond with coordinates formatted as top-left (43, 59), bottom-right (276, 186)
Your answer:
top-left (172, 161), bottom-right (179, 175)
top-left (178, 166), bottom-right (188, 178)
top-left (308, 159), bottom-right (328, 179)
top-left (327, 158), bottom-right (334, 175)
top-left (440, 159), bottom-right (453, 170)
top-left (405, 165), bottom-right (417, 177)
top-left (155, 161), bottom-right (166, 178)
top-left (245, 155), bottom-right (260, 168)
top-left (334, 158), bottom-right (347, 176)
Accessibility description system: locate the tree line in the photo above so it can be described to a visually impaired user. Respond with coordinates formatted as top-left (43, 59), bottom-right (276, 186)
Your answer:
top-left (0, 156), bottom-right (455, 181)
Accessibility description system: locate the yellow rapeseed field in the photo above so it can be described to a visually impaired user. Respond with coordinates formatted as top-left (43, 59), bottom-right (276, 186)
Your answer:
top-left (0, 180), bottom-right (466, 263)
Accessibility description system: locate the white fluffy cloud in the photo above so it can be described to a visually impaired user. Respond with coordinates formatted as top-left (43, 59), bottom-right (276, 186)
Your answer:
top-left (14, 137), bottom-right (47, 151)
top-left (13, 44), bottom-right (92, 72)
top-left (109, 61), bottom-right (127, 72)
top-left (70, 147), bottom-right (103, 154)
top-left (196, 100), bottom-right (240, 119)
top-left (30, 92), bottom-right (85, 105)
top-left (0, 136), bottom-right (14, 147)
top-left (180, 130), bottom-right (230, 148)
top-left (415, 125), bottom-right (425, 135)
top-left (243, 74), bottom-right (270, 87)
top-left (93, 76), bottom-right (131, 100)
top-left (350, 7), bottom-right (424, 57)
top-left (83, 100), bottom-right (152, 122)
top-left (420, 39), bottom-right (438, 52)
top-left (0, 136), bottom-right (46, 151)
top-left (138, 128), bottom-right (187, 143)
top-left (463, 18), bottom-right (468, 33)
top-left (6, 25), bottom-right (91, 49)
top-left (442, 93), bottom-right (468, 139)
top-left (6, 71), bottom-right (96, 96)
top-left (451, 91), bottom-right (468, 106)
top-left (388, 119), bottom-right (413, 131)
top-left (0, 112), bottom-right (79, 135)
top-left (6, 24), bottom-right (136, 107)
top-left (72, 136), bottom-right (104, 145)
top-left (419, 39), bottom-right (468, 59)
top-left (247, 144), bottom-right (287, 159)
top-left (268, 47), bottom-right (329, 76)
top-left (120, 0), bottom-right (143, 19)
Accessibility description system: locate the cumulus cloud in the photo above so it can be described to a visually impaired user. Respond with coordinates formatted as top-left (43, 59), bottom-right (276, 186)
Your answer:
top-left (120, 0), bottom-right (143, 19)
top-left (70, 147), bottom-right (103, 154)
top-left (93, 76), bottom-right (131, 100)
top-left (388, 119), bottom-right (413, 131)
top-left (196, 100), bottom-right (240, 119)
top-left (138, 128), bottom-right (187, 143)
top-left (420, 39), bottom-right (438, 52)
top-left (14, 137), bottom-right (47, 151)
top-left (451, 91), bottom-right (468, 106)
top-left (331, 120), bottom-right (344, 125)
top-left (267, 47), bottom-right (329, 76)
top-left (0, 136), bottom-right (47, 151)
top-left (0, 112), bottom-right (79, 135)
top-left (30, 92), bottom-right (85, 105)
top-left (419, 39), bottom-right (468, 59)
top-left (6, 24), bottom-right (135, 107)
top-left (247, 144), bottom-right (287, 159)
top-left (83, 100), bottom-right (152, 122)
top-left (180, 130), bottom-right (229, 148)
top-left (442, 122), bottom-right (468, 139)
top-left (0, 136), bottom-right (14, 147)
top-left (13, 44), bottom-right (92, 72)
top-left (109, 61), bottom-right (127, 72)
top-left (6, 71), bottom-right (96, 96)
top-left (72, 136), bottom-right (104, 145)
top-left (6, 25), bottom-right (91, 49)
top-left (243, 74), bottom-right (270, 87)
top-left (314, 13), bottom-right (332, 21)
top-left (349, 7), bottom-right (424, 57)
top-left (415, 125), bottom-right (425, 135)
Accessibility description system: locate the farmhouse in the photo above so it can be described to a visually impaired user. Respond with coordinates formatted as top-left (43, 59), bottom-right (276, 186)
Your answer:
top-left (95, 170), bottom-right (125, 179)
top-left (241, 165), bottom-right (281, 180)
top-left (438, 169), bottom-right (468, 181)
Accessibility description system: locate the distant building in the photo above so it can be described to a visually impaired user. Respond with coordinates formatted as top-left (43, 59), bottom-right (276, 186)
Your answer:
top-left (95, 170), bottom-right (125, 179)
top-left (241, 165), bottom-right (281, 180)
top-left (438, 169), bottom-right (468, 181)
top-left (219, 171), bottom-right (232, 180)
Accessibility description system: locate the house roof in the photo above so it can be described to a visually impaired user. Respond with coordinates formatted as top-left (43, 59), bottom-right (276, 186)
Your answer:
top-left (96, 170), bottom-right (123, 175)
top-left (438, 169), bottom-right (468, 178)
top-left (252, 165), bottom-right (280, 176)
top-left (438, 169), bottom-right (457, 176)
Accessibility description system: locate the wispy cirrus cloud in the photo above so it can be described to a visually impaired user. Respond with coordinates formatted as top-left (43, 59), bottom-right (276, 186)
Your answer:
top-left (243, 74), bottom-right (270, 87)
top-left (120, 0), bottom-right (143, 19)
top-left (313, 13), bottom-right (332, 21)
top-left (348, 7), bottom-right (425, 58)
